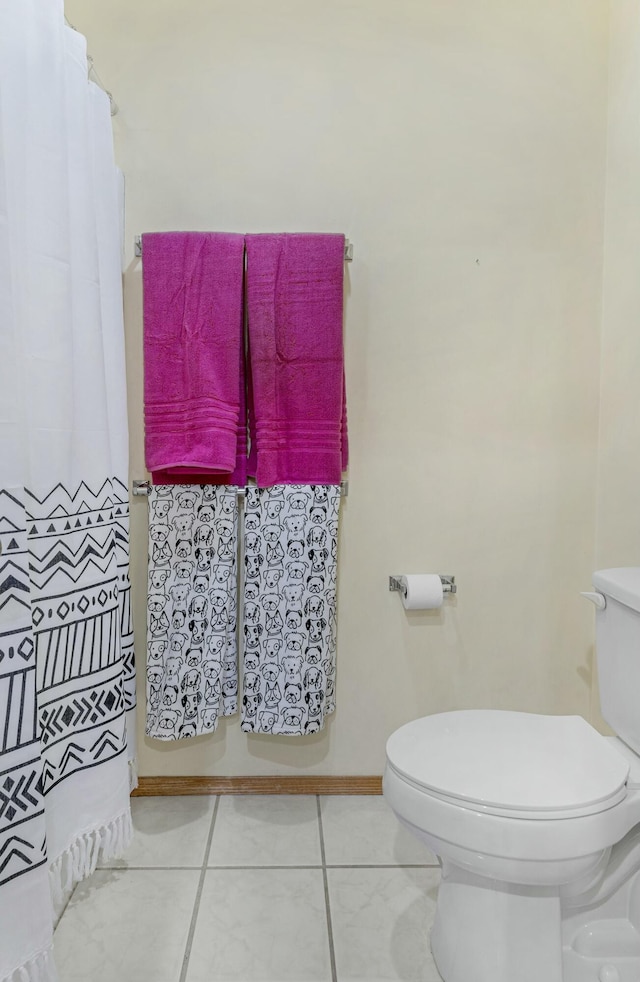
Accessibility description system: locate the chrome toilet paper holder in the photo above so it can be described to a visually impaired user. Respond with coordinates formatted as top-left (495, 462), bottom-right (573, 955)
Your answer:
top-left (389, 574), bottom-right (457, 595)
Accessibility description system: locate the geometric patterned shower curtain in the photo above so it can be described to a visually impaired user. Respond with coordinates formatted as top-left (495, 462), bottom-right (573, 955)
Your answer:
top-left (0, 3), bottom-right (136, 979)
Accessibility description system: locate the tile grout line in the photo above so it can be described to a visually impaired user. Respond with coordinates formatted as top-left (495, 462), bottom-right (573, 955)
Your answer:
top-left (97, 862), bottom-right (439, 871)
top-left (317, 795), bottom-right (338, 982)
top-left (178, 795), bottom-right (220, 982)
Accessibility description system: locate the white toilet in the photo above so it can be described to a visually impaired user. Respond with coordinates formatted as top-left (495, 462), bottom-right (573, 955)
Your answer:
top-left (384, 568), bottom-right (640, 982)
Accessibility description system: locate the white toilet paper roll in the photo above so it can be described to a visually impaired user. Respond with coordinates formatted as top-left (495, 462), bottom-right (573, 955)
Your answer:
top-left (400, 574), bottom-right (444, 610)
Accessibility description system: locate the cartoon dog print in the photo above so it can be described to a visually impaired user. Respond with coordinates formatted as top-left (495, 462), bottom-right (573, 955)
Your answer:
top-left (194, 546), bottom-right (213, 573)
top-left (146, 666), bottom-right (163, 689)
top-left (203, 658), bottom-right (222, 680)
top-left (308, 548), bottom-right (329, 573)
top-left (259, 710), bottom-right (278, 732)
top-left (284, 682), bottom-right (303, 705)
top-left (223, 695), bottom-right (237, 715)
top-left (174, 539), bottom-right (192, 560)
top-left (213, 564), bottom-right (233, 585)
top-left (149, 568), bottom-right (170, 592)
top-left (284, 514), bottom-right (305, 537)
top-left (307, 574), bottom-right (325, 594)
top-left (265, 498), bottom-right (285, 520)
top-left (200, 707), bottom-right (218, 729)
top-left (304, 719), bottom-right (321, 735)
top-left (284, 633), bottom-right (305, 653)
top-left (245, 511), bottom-right (260, 531)
top-left (279, 707), bottom-right (303, 734)
top-left (150, 533), bottom-right (172, 566)
top-left (202, 484), bottom-right (217, 502)
top-left (244, 651), bottom-right (260, 672)
top-left (174, 560), bottom-right (195, 580)
top-left (169, 583), bottom-right (190, 607)
top-left (287, 539), bottom-right (305, 560)
top-left (189, 596), bottom-right (208, 618)
top-left (243, 672), bottom-right (260, 694)
top-left (265, 611), bottom-right (284, 635)
top-left (286, 562), bottom-right (307, 581)
top-left (176, 490), bottom-right (198, 511)
top-left (245, 554), bottom-right (264, 580)
top-left (179, 721), bottom-right (198, 738)
top-left (312, 485), bottom-right (329, 505)
top-left (205, 679), bottom-right (221, 704)
top-left (244, 623), bottom-right (264, 650)
top-left (307, 526), bottom-right (327, 549)
top-left (210, 608), bottom-right (228, 632)
top-left (148, 596), bottom-right (170, 637)
top-left (185, 647), bottom-right (203, 668)
top-left (287, 490), bottom-right (310, 511)
top-left (264, 638), bottom-right (283, 658)
top-left (215, 519), bottom-right (234, 542)
top-left (243, 692), bottom-right (262, 720)
top-left (196, 503), bottom-right (215, 525)
top-left (309, 506), bottom-right (327, 525)
top-left (281, 654), bottom-right (303, 684)
top-left (306, 618), bottom-right (327, 644)
top-left (181, 692), bottom-right (203, 721)
top-left (157, 710), bottom-right (179, 734)
top-left (148, 639), bottom-right (169, 661)
top-left (148, 686), bottom-right (161, 710)
top-left (285, 610), bottom-right (303, 630)
top-left (244, 602), bottom-right (260, 625)
top-left (266, 541), bottom-right (285, 566)
top-left (165, 655), bottom-right (182, 685)
top-left (305, 689), bottom-right (324, 718)
top-left (207, 634), bottom-right (225, 657)
top-left (181, 669), bottom-right (201, 694)
top-left (264, 568), bottom-right (283, 589)
top-left (217, 540), bottom-right (235, 564)
top-left (209, 589), bottom-right (228, 612)
top-left (193, 574), bottom-right (209, 594)
top-left (305, 646), bottom-right (322, 665)
top-left (303, 667), bottom-right (323, 690)
top-left (171, 609), bottom-right (187, 632)
top-left (169, 633), bottom-right (188, 653)
top-left (219, 492), bottom-right (237, 516)
top-left (304, 596), bottom-right (325, 618)
top-left (163, 685), bottom-right (179, 706)
top-left (194, 523), bottom-right (214, 548)
top-left (245, 582), bottom-right (259, 600)
top-left (189, 619), bottom-right (208, 645)
top-left (151, 498), bottom-right (172, 522)
top-left (282, 584), bottom-right (304, 607)
top-left (245, 531), bottom-right (262, 555)
top-left (173, 512), bottom-right (195, 539)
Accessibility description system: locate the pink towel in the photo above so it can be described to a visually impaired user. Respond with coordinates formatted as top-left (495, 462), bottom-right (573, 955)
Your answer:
top-left (245, 233), bottom-right (348, 486)
top-left (143, 232), bottom-right (246, 483)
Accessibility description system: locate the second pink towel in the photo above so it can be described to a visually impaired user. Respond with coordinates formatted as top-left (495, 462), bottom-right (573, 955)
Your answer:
top-left (245, 233), bottom-right (348, 486)
top-left (143, 231), bottom-right (246, 484)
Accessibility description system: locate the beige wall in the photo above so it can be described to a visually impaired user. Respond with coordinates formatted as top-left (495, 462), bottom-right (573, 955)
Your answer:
top-left (65, 0), bottom-right (610, 775)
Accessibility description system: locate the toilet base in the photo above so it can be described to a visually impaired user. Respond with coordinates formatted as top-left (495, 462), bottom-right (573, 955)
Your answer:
top-left (430, 860), bottom-right (563, 982)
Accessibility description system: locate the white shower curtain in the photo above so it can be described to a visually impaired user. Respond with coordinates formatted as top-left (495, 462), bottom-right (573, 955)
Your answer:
top-left (0, 3), bottom-right (136, 980)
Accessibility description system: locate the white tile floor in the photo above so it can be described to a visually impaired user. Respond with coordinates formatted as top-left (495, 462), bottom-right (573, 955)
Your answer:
top-left (53, 794), bottom-right (443, 982)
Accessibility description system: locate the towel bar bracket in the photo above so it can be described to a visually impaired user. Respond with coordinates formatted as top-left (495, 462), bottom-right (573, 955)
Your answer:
top-left (134, 235), bottom-right (353, 261)
top-left (134, 480), bottom-right (349, 498)
top-left (389, 575), bottom-right (457, 595)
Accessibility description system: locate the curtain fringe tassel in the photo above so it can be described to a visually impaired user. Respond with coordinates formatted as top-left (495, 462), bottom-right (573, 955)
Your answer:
top-left (48, 809), bottom-right (133, 910)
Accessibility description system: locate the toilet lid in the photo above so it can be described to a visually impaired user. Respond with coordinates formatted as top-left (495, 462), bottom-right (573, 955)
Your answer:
top-left (386, 711), bottom-right (630, 817)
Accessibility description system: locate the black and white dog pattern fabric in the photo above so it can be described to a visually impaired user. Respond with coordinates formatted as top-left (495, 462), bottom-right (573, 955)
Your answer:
top-left (241, 485), bottom-right (340, 735)
top-left (146, 485), bottom-right (239, 740)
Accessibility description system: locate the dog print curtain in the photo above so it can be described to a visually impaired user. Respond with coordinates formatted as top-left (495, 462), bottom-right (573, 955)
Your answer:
top-left (0, 5), bottom-right (135, 980)
top-left (241, 486), bottom-right (340, 735)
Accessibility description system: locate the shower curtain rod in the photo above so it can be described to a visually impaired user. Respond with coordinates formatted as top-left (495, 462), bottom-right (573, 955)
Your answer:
top-left (134, 234), bottom-right (354, 261)
top-left (64, 16), bottom-right (119, 116)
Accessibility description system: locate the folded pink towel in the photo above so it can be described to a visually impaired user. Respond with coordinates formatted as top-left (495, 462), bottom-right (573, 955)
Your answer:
top-left (143, 232), bottom-right (245, 483)
top-left (245, 233), bottom-right (348, 486)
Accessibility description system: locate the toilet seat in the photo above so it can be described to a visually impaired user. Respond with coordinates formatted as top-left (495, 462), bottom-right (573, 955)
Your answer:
top-left (386, 710), bottom-right (630, 820)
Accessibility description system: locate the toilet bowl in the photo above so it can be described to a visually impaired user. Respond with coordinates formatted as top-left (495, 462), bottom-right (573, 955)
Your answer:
top-left (384, 569), bottom-right (640, 981)
top-left (384, 711), bottom-right (640, 982)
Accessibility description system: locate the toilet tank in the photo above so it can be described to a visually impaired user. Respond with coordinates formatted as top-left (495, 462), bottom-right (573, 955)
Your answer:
top-left (593, 568), bottom-right (640, 755)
